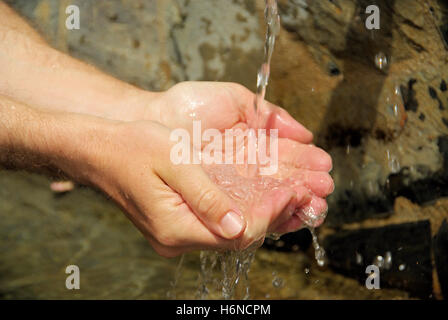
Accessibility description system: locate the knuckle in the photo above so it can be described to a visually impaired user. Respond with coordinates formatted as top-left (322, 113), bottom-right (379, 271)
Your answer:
top-left (196, 188), bottom-right (222, 216)
top-left (154, 230), bottom-right (179, 248)
top-left (153, 245), bottom-right (181, 258)
top-left (322, 152), bottom-right (333, 172)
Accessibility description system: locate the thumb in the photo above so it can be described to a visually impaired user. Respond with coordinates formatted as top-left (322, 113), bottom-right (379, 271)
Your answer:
top-left (159, 163), bottom-right (246, 240)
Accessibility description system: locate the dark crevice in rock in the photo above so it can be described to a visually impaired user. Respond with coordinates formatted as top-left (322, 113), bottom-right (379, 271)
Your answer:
top-left (401, 79), bottom-right (419, 112)
top-left (398, 29), bottom-right (427, 53)
top-left (443, 118), bottom-right (448, 128)
top-left (434, 219), bottom-right (448, 299)
top-left (439, 23), bottom-right (448, 49)
top-left (326, 135), bottom-right (448, 226)
top-left (385, 166), bottom-right (448, 205)
top-left (323, 124), bottom-right (367, 148)
top-left (419, 113), bottom-right (426, 121)
top-left (323, 221), bottom-right (433, 298)
top-left (263, 229), bottom-right (312, 252)
top-left (328, 62), bottom-right (341, 76)
top-left (326, 192), bottom-right (392, 226)
top-left (429, 86), bottom-right (438, 99)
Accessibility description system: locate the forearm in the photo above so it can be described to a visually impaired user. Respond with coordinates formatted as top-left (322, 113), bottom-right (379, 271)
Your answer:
top-left (0, 2), bottom-right (157, 122)
top-left (0, 93), bottom-right (112, 185)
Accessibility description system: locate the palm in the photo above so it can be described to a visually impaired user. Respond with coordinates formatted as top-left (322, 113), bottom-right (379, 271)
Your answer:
top-left (155, 81), bottom-right (248, 132)
top-left (154, 81), bottom-right (313, 143)
top-left (152, 81), bottom-right (332, 243)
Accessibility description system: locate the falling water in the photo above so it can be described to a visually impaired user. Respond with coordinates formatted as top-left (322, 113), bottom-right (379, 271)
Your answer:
top-left (253, 0), bottom-right (281, 128)
top-left (374, 52), bottom-right (388, 70)
top-left (192, 0), bottom-right (325, 300)
top-left (167, 253), bottom-right (185, 299)
top-left (196, 242), bottom-right (260, 300)
top-left (194, 1), bottom-right (282, 300)
top-left (309, 228), bottom-right (326, 267)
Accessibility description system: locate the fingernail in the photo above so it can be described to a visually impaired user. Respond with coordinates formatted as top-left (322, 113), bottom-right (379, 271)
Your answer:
top-left (220, 211), bottom-right (245, 238)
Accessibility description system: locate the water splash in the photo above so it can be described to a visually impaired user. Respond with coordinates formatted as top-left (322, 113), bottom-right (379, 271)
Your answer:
top-left (385, 84), bottom-right (407, 133)
top-left (196, 242), bottom-right (259, 300)
top-left (374, 52), bottom-right (388, 70)
top-left (373, 251), bottom-right (392, 270)
top-left (253, 0), bottom-right (281, 128)
top-left (193, 0), bottom-right (324, 299)
top-left (195, 1), bottom-right (283, 299)
top-left (386, 149), bottom-right (401, 173)
top-left (167, 254), bottom-right (185, 299)
top-left (309, 227), bottom-right (326, 267)
top-left (272, 271), bottom-right (284, 288)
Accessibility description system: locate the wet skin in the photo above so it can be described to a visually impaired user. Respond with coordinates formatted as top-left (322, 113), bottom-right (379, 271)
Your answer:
top-left (0, 2), bottom-right (333, 257)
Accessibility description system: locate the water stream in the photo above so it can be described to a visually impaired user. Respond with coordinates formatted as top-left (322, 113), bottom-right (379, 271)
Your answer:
top-left (178, 0), bottom-right (325, 300)
top-left (253, 0), bottom-right (281, 129)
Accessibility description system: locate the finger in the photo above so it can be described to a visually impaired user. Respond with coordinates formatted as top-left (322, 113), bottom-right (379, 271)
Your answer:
top-left (142, 186), bottom-right (240, 252)
top-left (146, 235), bottom-right (186, 258)
top-left (272, 195), bottom-right (327, 234)
top-left (254, 185), bottom-right (297, 228)
top-left (230, 83), bottom-right (313, 143)
top-left (279, 139), bottom-right (333, 172)
top-left (158, 162), bottom-right (246, 240)
top-left (287, 170), bottom-right (334, 198)
top-left (272, 215), bottom-right (305, 234)
top-left (295, 196), bottom-right (328, 228)
top-left (261, 101), bottom-right (313, 143)
top-left (305, 171), bottom-right (334, 197)
top-left (267, 185), bottom-right (311, 232)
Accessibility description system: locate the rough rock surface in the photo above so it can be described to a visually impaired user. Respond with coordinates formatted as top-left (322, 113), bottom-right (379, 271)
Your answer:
top-left (272, 0), bottom-right (448, 225)
top-left (323, 221), bottom-right (433, 298)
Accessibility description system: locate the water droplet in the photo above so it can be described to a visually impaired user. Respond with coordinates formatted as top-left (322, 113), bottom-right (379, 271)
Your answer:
top-left (386, 150), bottom-right (401, 173)
top-left (373, 252), bottom-right (392, 270)
top-left (356, 252), bottom-right (363, 265)
top-left (309, 228), bottom-right (326, 267)
top-left (272, 276), bottom-right (284, 288)
top-left (384, 251), bottom-right (392, 270)
top-left (267, 233), bottom-right (281, 241)
top-left (373, 255), bottom-right (384, 268)
top-left (375, 52), bottom-right (388, 70)
top-left (275, 240), bottom-right (285, 248)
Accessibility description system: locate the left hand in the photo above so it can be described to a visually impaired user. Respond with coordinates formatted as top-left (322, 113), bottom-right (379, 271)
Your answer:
top-left (146, 81), bottom-right (314, 144)
top-left (141, 81), bottom-right (333, 237)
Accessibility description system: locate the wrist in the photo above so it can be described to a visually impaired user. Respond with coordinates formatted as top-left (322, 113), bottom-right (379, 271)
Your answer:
top-left (41, 112), bottom-right (119, 187)
top-left (116, 88), bottom-right (162, 123)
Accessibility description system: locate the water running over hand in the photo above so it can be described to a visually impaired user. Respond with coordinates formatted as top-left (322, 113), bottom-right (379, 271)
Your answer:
top-left (253, 0), bottom-right (281, 129)
top-left (193, 0), bottom-right (325, 299)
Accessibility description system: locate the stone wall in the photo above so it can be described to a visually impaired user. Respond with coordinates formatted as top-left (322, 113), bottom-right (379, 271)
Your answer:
top-left (5, 0), bottom-right (448, 299)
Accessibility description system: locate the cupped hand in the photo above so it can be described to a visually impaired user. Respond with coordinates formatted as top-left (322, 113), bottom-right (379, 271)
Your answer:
top-left (145, 82), bottom-right (333, 242)
top-left (89, 120), bottom-right (319, 257)
top-left (87, 116), bottom-right (332, 257)
top-left (148, 81), bottom-right (314, 143)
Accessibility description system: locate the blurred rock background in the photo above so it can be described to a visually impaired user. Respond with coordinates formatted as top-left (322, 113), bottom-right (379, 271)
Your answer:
top-left (1, 0), bottom-right (448, 299)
